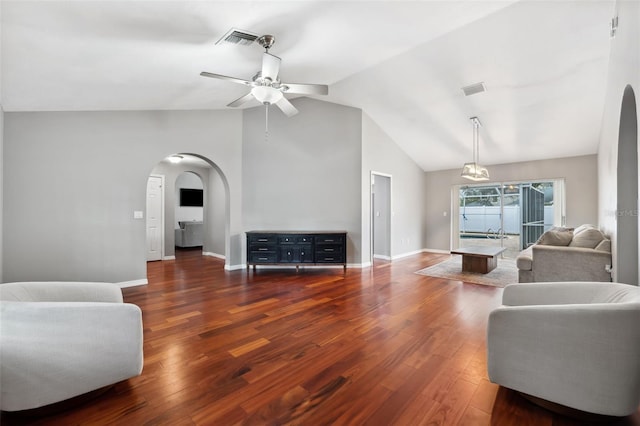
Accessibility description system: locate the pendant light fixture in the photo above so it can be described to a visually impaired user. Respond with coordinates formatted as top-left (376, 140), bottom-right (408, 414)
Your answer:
top-left (461, 116), bottom-right (490, 181)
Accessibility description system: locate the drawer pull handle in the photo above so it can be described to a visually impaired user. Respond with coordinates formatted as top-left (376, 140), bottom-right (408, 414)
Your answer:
top-left (325, 239), bottom-right (334, 242)
top-left (258, 257), bottom-right (268, 261)
top-left (325, 248), bottom-right (334, 252)
top-left (325, 257), bottom-right (334, 261)
top-left (258, 239), bottom-right (268, 242)
top-left (258, 248), bottom-right (268, 251)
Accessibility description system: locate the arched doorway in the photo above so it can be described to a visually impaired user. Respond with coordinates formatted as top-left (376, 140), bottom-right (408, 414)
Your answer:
top-left (616, 85), bottom-right (638, 284)
top-left (146, 153), bottom-right (231, 269)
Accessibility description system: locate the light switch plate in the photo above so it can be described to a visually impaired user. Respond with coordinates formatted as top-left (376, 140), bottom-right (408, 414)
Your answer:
top-left (134, 211), bottom-right (144, 219)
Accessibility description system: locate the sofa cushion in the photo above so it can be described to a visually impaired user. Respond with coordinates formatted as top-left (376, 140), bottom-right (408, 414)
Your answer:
top-left (516, 246), bottom-right (533, 271)
top-left (537, 229), bottom-right (573, 246)
top-left (569, 225), bottom-right (605, 249)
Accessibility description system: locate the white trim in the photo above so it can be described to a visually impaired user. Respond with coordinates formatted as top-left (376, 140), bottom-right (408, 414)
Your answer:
top-left (203, 251), bottom-right (225, 260)
top-left (117, 279), bottom-right (148, 288)
top-left (422, 248), bottom-right (451, 254)
top-left (370, 171), bottom-right (393, 264)
top-left (162, 255), bottom-right (176, 260)
top-left (373, 254), bottom-right (392, 261)
top-left (147, 174), bottom-right (165, 261)
top-left (349, 262), bottom-right (371, 268)
top-left (224, 263), bottom-right (246, 271)
top-left (391, 249), bottom-right (426, 260)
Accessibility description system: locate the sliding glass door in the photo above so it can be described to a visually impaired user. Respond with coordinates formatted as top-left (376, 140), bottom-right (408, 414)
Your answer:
top-left (454, 179), bottom-right (564, 259)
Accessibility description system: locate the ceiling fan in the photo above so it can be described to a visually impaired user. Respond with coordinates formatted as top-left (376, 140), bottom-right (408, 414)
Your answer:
top-left (200, 35), bottom-right (328, 118)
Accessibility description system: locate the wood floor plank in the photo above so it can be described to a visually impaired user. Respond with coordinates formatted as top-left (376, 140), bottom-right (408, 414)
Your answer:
top-left (2, 250), bottom-right (638, 425)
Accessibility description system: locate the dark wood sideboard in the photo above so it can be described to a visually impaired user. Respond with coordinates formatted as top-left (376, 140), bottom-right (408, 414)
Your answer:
top-left (246, 231), bottom-right (347, 271)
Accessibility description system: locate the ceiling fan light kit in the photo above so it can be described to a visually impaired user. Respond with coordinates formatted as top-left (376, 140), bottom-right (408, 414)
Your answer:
top-left (251, 86), bottom-right (283, 104)
top-left (461, 117), bottom-right (490, 181)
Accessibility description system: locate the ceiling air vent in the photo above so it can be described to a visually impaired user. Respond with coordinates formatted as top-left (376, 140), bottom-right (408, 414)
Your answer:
top-left (215, 28), bottom-right (260, 46)
top-left (462, 82), bottom-right (486, 97)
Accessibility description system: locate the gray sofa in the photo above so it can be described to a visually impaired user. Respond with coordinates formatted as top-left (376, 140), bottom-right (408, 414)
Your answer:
top-left (175, 221), bottom-right (203, 248)
top-left (516, 224), bottom-right (612, 283)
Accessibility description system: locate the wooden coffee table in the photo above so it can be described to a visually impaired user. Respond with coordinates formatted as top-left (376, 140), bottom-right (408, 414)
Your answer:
top-left (450, 246), bottom-right (507, 274)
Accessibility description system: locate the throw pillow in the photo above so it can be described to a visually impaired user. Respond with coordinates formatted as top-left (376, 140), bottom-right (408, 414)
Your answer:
top-left (569, 226), bottom-right (605, 249)
top-left (537, 229), bottom-right (573, 246)
top-left (595, 239), bottom-right (611, 252)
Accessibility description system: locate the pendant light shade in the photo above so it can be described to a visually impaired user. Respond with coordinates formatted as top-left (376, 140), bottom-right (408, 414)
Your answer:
top-left (461, 117), bottom-right (490, 181)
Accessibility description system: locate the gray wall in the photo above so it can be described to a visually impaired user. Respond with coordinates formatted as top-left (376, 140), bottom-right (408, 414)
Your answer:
top-left (242, 97), bottom-right (363, 264)
top-left (3, 110), bottom-right (243, 283)
top-left (205, 167), bottom-right (226, 257)
top-left (361, 113), bottom-right (427, 261)
top-left (597, 0), bottom-right (640, 283)
top-left (0, 107), bottom-right (3, 282)
top-left (425, 155), bottom-right (598, 251)
top-left (0, 6), bottom-right (4, 282)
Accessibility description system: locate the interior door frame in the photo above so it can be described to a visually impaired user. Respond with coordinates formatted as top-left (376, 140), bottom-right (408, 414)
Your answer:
top-left (147, 174), bottom-right (165, 261)
top-left (370, 171), bottom-right (392, 262)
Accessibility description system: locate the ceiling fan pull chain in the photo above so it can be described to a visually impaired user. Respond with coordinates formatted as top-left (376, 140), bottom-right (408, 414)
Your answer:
top-left (265, 103), bottom-right (269, 141)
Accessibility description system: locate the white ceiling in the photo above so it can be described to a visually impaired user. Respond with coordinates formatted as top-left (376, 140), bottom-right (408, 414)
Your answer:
top-left (1, 1), bottom-right (614, 171)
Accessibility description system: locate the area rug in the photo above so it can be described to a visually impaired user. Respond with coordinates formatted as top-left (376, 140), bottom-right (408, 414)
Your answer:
top-left (415, 256), bottom-right (518, 288)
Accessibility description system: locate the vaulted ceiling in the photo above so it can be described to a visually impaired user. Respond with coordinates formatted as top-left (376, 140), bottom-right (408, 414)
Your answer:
top-left (1, 1), bottom-right (614, 171)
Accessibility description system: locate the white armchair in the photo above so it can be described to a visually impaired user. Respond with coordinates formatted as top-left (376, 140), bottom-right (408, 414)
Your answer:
top-left (0, 282), bottom-right (144, 412)
top-left (487, 282), bottom-right (640, 417)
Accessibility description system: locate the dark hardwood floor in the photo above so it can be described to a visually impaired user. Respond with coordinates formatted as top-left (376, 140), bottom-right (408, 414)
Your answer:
top-left (3, 249), bottom-right (639, 425)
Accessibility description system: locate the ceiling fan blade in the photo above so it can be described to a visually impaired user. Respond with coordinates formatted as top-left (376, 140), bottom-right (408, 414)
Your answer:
top-left (261, 53), bottom-right (281, 82)
top-left (227, 92), bottom-right (255, 108)
top-left (281, 83), bottom-right (328, 96)
top-left (200, 72), bottom-right (251, 86)
top-left (275, 97), bottom-right (299, 118)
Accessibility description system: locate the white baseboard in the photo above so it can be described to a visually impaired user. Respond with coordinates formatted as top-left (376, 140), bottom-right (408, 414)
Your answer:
top-left (118, 278), bottom-right (148, 288)
top-left (203, 252), bottom-right (225, 260)
top-left (224, 264), bottom-right (246, 271)
top-left (422, 248), bottom-right (451, 254)
top-left (349, 262), bottom-right (371, 268)
top-left (162, 255), bottom-right (176, 260)
top-left (392, 249), bottom-right (426, 260)
top-left (373, 254), bottom-right (392, 261)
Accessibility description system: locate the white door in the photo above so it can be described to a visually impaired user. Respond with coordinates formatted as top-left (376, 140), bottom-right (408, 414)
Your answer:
top-left (146, 175), bottom-right (164, 261)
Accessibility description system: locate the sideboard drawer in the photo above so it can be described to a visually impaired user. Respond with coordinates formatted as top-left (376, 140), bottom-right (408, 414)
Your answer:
top-left (315, 253), bottom-right (344, 263)
top-left (249, 235), bottom-right (277, 244)
top-left (278, 235), bottom-right (296, 244)
top-left (316, 234), bottom-right (344, 245)
top-left (249, 252), bottom-right (277, 263)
